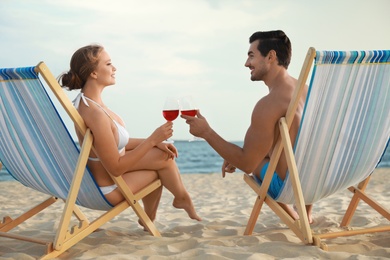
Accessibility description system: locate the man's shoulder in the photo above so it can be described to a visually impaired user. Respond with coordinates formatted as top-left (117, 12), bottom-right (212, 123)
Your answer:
top-left (254, 95), bottom-right (285, 116)
top-left (258, 90), bottom-right (287, 106)
top-left (253, 90), bottom-right (290, 121)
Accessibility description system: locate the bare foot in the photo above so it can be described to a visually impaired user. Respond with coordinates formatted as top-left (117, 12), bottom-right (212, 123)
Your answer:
top-left (307, 214), bottom-right (314, 224)
top-left (279, 202), bottom-right (299, 220)
top-left (172, 196), bottom-right (202, 221)
top-left (138, 219), bottom-right (148, 231)
top-left (306, 205), bottom-right (314, 224)
top-left (293, 204), bottom-right (314, 224)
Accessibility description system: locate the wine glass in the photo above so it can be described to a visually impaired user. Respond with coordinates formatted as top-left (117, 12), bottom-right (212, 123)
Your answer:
top-left (162, 97), bottom-right (179, 143)
top-left (179, 95), bottom-right (202, 142)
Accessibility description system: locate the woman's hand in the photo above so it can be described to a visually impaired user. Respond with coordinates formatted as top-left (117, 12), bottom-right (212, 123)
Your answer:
top-left (156, 142), bottom-right (178, 160)
top-left (150, 121), bottom-right (174, 145)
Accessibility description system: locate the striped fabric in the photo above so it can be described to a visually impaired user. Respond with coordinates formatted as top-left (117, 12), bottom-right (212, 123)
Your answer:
top-left (0, 66), bottom-right (112, 210)
top-left (276, 50), bottom-right (390, 204)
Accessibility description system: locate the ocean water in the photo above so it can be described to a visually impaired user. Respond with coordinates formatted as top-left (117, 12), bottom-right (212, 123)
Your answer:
top-left (1, 140), bottom-right (389, 181)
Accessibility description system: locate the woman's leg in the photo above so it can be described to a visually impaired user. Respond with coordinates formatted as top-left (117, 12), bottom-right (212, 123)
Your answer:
top-left (306, 204), bottom-right (313, 224)
top-left (126, 147), bottom-right (201, 221)
top-left (122, 170), bottom-right (164, 224)
top-left (141, 184), bottom-right (163, 222)
top-left (104, 170), bottom-right (162, 223)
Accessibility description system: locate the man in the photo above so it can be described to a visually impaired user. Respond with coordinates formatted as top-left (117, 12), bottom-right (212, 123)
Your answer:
top-left (181, 30), bottom-right (312, 223)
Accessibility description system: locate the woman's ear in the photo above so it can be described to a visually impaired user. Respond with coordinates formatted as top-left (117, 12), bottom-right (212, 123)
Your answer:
top-left (90, 71), bottom-right (98, 79)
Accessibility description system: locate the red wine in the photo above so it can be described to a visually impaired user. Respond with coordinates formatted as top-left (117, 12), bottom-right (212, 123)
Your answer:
top-left (181, 109), bottom-right (197, 117)
top-left (163, 110), bottom-right (179, 121)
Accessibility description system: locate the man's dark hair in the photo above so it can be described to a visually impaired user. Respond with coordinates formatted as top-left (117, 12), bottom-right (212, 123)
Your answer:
top-left (249, 30), bottom-right (291, 69)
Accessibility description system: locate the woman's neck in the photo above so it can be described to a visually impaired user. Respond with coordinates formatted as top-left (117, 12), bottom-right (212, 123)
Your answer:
top-left (82, 83), bottom-right (104, 105)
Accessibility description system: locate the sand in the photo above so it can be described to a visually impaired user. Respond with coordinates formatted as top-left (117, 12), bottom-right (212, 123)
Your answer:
top-left (1, 168), bottom-right (389, 259)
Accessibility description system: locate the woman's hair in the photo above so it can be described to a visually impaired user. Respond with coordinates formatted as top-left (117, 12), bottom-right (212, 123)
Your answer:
top-left (58, 44), bottom-right (104, 90)
top-left (249, 30), bottom-right (291, 69)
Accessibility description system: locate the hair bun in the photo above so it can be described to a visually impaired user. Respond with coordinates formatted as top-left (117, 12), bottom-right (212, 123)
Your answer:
top-left (59, 70), bottom-right (83, 90)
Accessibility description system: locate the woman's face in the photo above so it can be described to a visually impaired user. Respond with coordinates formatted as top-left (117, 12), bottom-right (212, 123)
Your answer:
top-left (93, 49), bottom-right (116, 87)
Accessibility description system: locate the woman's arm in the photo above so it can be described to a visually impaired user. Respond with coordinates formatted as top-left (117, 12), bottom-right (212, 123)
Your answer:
top-left (125, 138), bottom-right (145, 150)
top-left (126, 138), bottom-right (178, 158)
top-left (85, 110), bottom-right (173, 176)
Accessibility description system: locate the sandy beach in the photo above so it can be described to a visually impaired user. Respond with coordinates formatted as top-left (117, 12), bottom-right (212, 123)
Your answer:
top-left (1, 168), bottom-right (389, 259)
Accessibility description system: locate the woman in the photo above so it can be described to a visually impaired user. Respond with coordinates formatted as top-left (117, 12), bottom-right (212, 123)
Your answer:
top-left (59, 44), bottom-right (201, 225)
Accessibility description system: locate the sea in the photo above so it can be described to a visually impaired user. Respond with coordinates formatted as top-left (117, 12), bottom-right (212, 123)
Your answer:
top-left (0, 140), bottom-right (389, 181)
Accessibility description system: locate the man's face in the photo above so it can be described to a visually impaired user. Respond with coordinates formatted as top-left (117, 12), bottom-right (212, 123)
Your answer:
top-left (244, 40), bottom-right (269, 81)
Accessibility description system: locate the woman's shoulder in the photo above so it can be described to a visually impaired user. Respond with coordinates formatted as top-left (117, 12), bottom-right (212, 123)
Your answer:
top-left (80, 104), bottom-right (112, 128)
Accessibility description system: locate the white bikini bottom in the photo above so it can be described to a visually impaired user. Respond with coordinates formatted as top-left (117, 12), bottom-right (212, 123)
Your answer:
top-left (100, 184), bottom-right (118, 195)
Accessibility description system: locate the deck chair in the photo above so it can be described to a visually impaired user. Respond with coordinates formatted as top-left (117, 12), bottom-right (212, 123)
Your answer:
top-left (0, 62), bottom-right (162, 259)
top-left (243, 48), bottom-right (390, 249)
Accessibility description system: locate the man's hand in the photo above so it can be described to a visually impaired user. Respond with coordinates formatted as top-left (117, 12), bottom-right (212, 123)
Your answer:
top-left (181, 110), bottom-right (211, 138)
top-left (221, 160), bottom-right (236, 178)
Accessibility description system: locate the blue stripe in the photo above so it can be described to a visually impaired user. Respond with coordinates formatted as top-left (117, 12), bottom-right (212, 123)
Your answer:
top-left (0, 66), bottom-right (37, 80)
top-left (316, 50), bottom-right (390, 65)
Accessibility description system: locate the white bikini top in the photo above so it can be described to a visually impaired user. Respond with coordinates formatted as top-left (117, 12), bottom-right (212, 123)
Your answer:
top-left (73, 93), bottom-right (130, 158)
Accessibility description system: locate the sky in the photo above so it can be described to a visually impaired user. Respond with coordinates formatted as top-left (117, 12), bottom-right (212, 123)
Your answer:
top-left (1, 0), bottom-right (389, 141)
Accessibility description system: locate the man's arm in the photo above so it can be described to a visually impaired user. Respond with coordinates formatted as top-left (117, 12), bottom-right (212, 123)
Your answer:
top-left (182, 97), bottom-right (281, 174)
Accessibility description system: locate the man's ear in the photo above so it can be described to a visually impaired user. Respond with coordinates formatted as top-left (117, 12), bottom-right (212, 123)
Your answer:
top-left (268, 50), bottom-right (277, 62)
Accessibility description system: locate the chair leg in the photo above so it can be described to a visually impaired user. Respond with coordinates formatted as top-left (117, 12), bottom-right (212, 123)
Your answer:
top-left (313, 174), bottom-right (390, 244)
top-left (53, 129), bottom-right (93, 251)
top-left (244, 194), bottom-right (265, 235)
top-left (279, 118), bottom-right (313, 244)
top-left (342, 175), bottom-right (390, 227)
top-left (341, 176), bottom-right (371, 227)
top-left (0, 197), bottom-right (58, 232)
